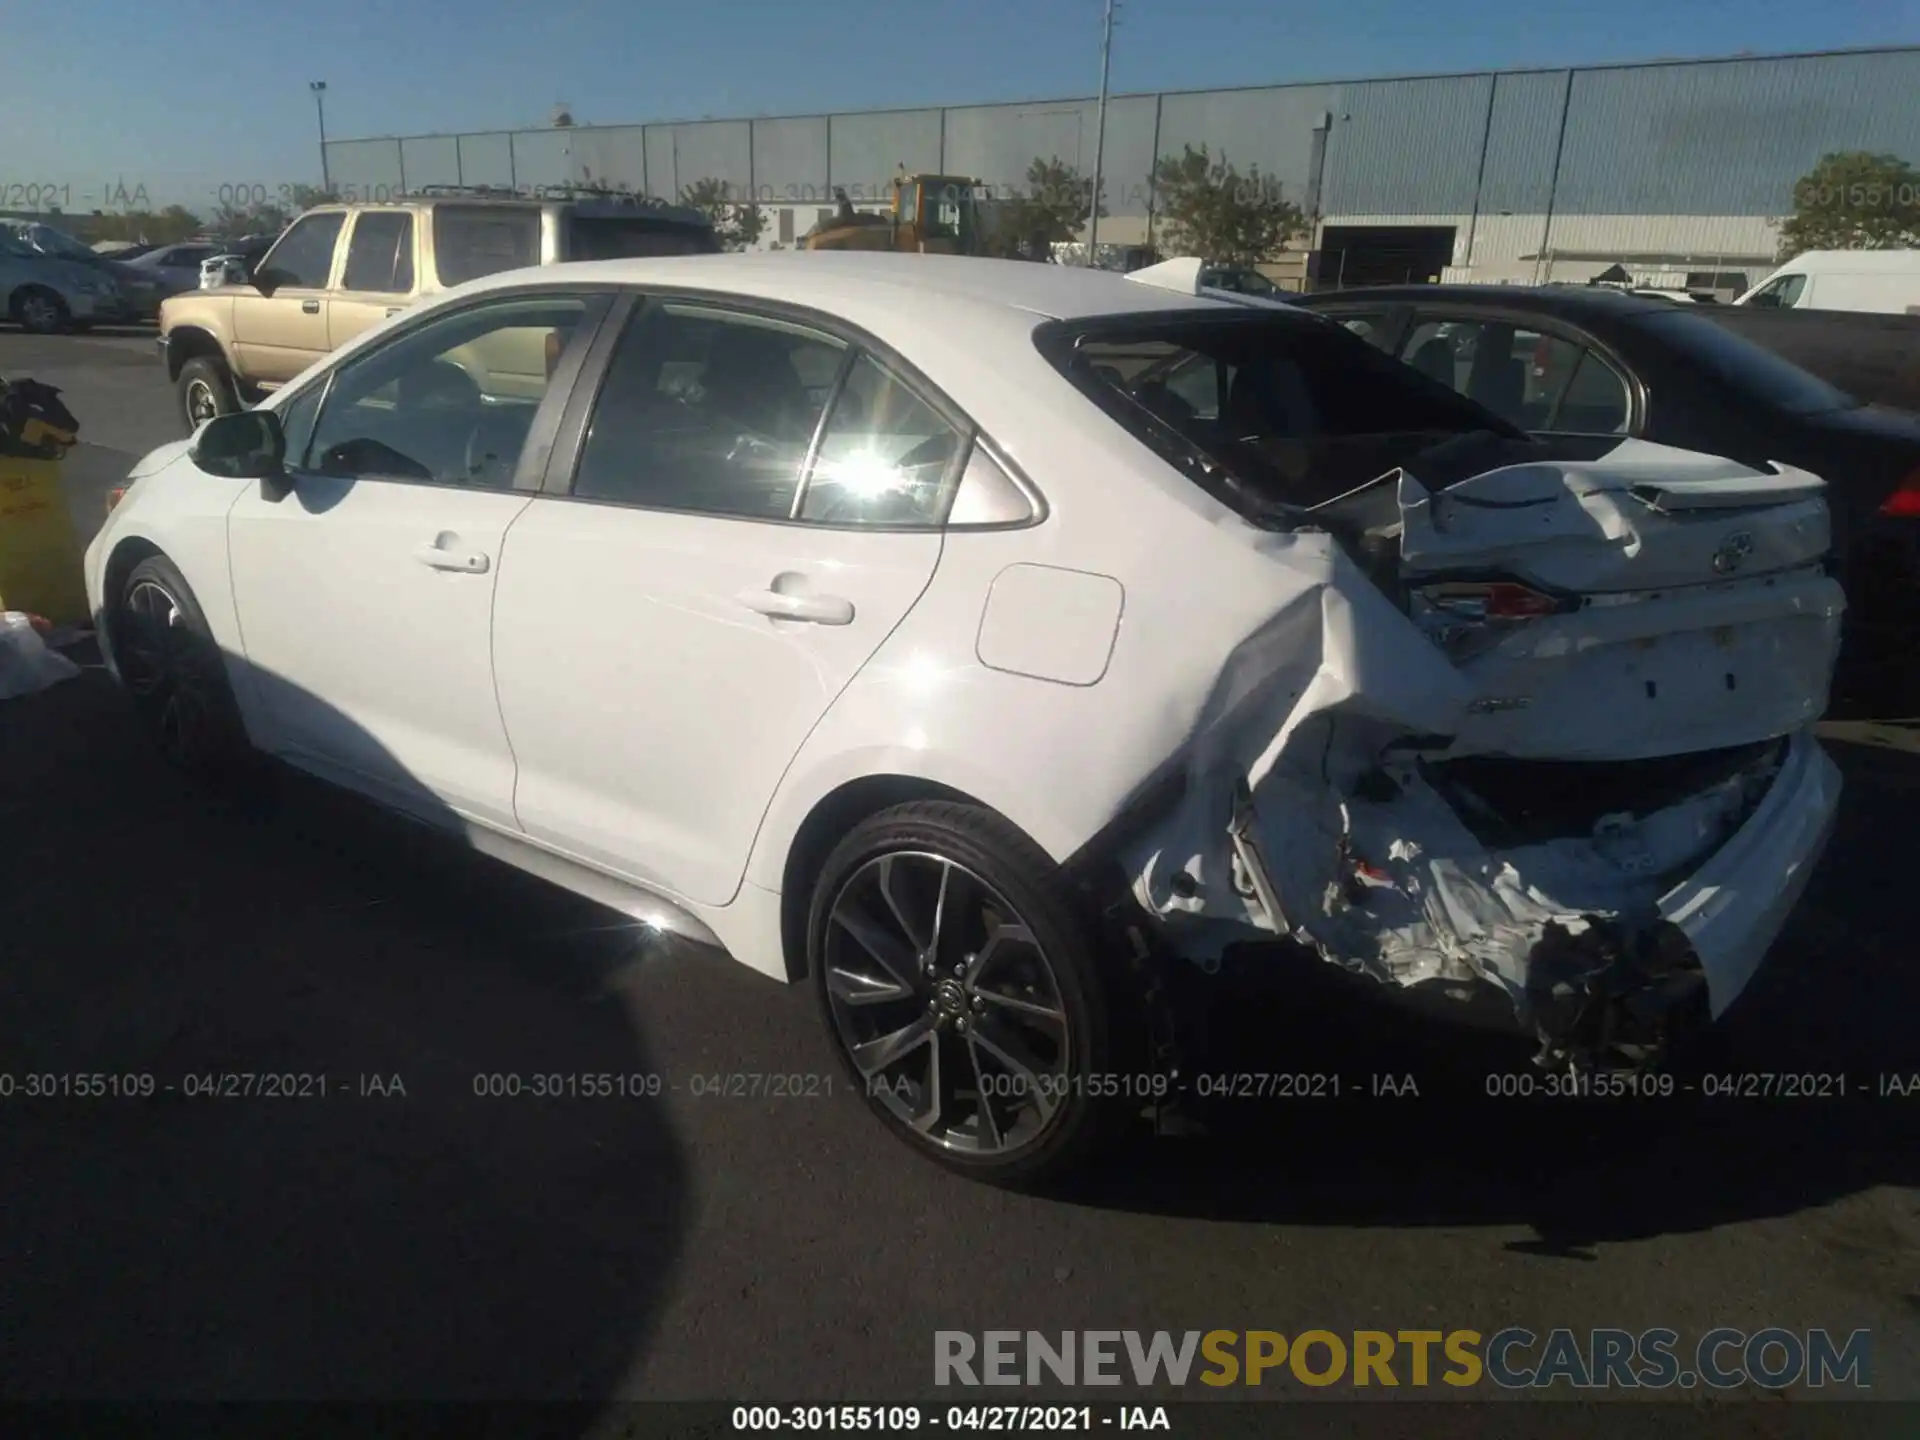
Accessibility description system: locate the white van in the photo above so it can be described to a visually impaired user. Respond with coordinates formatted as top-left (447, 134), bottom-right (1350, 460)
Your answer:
top-left (1736, 250), bottom-right (1920, 314)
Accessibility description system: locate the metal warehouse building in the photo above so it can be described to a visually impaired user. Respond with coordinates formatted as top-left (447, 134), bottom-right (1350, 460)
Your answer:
top-left (325, 44), bottom-right (1920, 291)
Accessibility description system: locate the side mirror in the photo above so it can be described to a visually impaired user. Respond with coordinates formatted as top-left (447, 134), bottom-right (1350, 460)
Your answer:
top-left (191, 409), bottom-right (286, 483)
top-left (251, 266), bottom-right (284, 296)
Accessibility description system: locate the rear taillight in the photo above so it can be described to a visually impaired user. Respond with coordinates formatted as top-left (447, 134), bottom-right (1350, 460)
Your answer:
top-left (1413, 580), bottom-right (1570, 661)
top-left (1529, 336), bottom-right (1553, 377)
top-left (1420, 581), bottom-right (1567, 620)
top-left (105, 485), bottom-right (128, 513)
top-left (1880, 468), bottom-right (1920, 518)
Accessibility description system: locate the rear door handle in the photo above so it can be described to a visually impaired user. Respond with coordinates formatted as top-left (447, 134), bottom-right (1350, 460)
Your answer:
top-left (302, 298), bottom-right (320, 314)
top-left (735, 588), bottom-right (854, 625)
top-left (413, 540), bottom-right (490, 574)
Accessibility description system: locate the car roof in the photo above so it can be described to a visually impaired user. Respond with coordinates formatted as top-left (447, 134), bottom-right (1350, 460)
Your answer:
top-left (441, 251), bottom-right (1257, 323)
top-left (1293, 283), bottom-right (1683, 320)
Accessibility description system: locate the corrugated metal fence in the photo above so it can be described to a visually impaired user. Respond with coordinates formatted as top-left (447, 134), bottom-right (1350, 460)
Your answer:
top-left (324, 47), bottom-right (1920, 228)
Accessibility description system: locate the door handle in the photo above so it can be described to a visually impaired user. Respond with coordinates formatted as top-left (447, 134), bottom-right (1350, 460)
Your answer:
top-left (413, 540), bottom-right (490, 574)
top-left (735, 588), bottom-right (855, 625)
top-left (386, 306), bottom-right (403, 317)
top-left (302, 299), bottom-right (320, 314)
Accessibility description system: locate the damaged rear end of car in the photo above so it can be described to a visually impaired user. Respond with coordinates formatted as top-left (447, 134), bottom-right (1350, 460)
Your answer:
top-left (1041, 306), bottom-right (1845, 1071)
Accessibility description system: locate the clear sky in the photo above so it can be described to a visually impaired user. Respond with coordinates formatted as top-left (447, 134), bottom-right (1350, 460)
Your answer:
top-left (5, 0), bottom-right (1914, 213)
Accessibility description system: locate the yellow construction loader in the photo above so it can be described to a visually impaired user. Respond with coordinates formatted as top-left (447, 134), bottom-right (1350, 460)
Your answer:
top-left (804, 170), bottom-right (996, 254)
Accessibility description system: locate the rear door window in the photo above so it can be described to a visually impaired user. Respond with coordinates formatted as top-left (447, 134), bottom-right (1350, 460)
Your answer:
top-left (433, 207), bottom-right (540, 286)
top-left (571, 302), bottom-right (846, 519)
top-left (797, 353), bottom-right (965, 525)
top-left (1402, 316), bottom-right (1628, 434)
top-left (341, 212), bottom-right (415, 294)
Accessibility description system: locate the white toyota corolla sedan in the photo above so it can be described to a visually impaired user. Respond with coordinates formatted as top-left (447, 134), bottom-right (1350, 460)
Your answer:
top-left (86, 252), bottom-right (1843, 1184)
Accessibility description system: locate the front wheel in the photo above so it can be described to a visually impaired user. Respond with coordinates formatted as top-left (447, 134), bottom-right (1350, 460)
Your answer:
top-left (808, 801), bottom-right (1127, 1187)
top-left (112, 554), bottom-right (252, 778)
top-left (178, 356), bottom-right (238, 433)
top-left (13, 287), bottom-right (70, 334)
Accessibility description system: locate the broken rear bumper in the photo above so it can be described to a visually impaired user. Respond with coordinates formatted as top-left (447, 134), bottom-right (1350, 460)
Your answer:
top-left (1656, 726), bottom-right (1839, 1021)
top-left (1126, 728), bottom-right (1840, 1068)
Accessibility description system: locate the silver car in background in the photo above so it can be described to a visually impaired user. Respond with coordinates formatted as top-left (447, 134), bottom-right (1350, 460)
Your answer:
top-left (0, 234), bottom-right (126, 332)
top-left (1, 220), bottom-right (155, 321)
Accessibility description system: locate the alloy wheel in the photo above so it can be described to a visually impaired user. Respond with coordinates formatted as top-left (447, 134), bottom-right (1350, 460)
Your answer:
top-left (185, 379), bottom-right (218, 427)
top-left (822, 851), bottom-right (1073, 1157)
top-left (118, 579), bottom-right (216, 767)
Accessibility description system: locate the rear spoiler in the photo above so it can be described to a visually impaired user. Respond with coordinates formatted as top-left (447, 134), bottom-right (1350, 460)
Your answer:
top-left (1629, 466), bottom-right (1826, 512)
top-left (1124, 256), bottom-right (1298, 311)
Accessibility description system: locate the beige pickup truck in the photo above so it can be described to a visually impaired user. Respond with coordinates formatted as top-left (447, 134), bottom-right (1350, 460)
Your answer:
top-left (159, 192), bottom-right (718, 431)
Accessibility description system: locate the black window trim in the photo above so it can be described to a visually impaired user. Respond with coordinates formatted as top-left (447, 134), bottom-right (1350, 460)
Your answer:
top-left (279, 282), bottom-right (621, 494)
top-left (1398, 305), bottom-right (1645, 439)
top-left (538, 284), bottom-right (1044, 533)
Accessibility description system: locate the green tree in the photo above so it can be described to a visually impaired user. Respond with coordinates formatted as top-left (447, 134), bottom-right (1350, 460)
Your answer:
top-left (207, 201), bottom-right (252, 238)
top-left (1149, 144), bottom-right (1304, 265)
top-left (990, 156), bottom-right (1105, 260)
top-left (1778, 151), bottom-right (1920, 259)
top-left (76, 205), bottom-right (204, 244)
top-left (679, 177), bottom-right (765, 250)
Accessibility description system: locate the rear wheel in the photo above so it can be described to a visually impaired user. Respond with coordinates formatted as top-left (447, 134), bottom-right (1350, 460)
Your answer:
top-left (809, 801), bottom-right (1125, 1187)
top-left (178, 356), bottom-right (238, 432)
top-left (12, 287), bottom-right (70, 334)
top-left (112, 555), bottom-right (252, 778)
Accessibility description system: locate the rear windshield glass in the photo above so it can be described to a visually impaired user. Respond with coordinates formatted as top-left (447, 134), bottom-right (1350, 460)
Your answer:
top-left (433, 207), bottom-right (540, 286)
top-left (1632, 310), bottom-right (1857, 416)
top-left (567, 216), bottom-right (720, 260)
top-left (1037, 311), bottom-right (1526, 519)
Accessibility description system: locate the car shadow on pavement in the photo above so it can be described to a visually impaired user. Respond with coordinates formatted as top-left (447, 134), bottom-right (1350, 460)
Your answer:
top-left (1067, 736), bottom-right (1920, 1248)
top-left (0, 659), bottom-right (690, 1401)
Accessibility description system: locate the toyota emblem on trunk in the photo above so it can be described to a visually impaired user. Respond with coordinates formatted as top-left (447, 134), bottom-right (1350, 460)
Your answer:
top-left (1713, 532), bottom-right (1755, 575)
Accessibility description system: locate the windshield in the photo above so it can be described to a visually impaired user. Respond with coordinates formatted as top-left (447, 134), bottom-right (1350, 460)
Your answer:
top-left (916, 179), bottom-right (974, 242)
top-left (567, 216), bottom-right (721, 260)
top-left (1037, 311), bottom-right (1526, 519)
top-left (1634, 309), bottom-right (1858, 415)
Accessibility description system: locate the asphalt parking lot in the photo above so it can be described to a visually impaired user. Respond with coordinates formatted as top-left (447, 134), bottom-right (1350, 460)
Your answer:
top-left (2, 328), bottom-right (1917, 1414)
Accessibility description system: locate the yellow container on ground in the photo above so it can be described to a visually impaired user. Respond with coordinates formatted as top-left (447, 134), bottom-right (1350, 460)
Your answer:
top-left (0, 415), bottom-right (89, 627)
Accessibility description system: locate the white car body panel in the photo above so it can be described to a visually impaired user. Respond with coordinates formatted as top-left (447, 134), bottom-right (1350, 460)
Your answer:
top-left (225, 477), bottom-right (533, 831)
top-left (491, 500), bottom-right (943, 907)
top-left (85, 252), bottom-right (1845, 1046)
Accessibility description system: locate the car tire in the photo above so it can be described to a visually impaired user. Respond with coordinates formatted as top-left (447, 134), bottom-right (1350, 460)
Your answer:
top-left (111, 554), bottom-right (254, 780)
top-left (808, 800), bottom-right (1127, 1188)
top-left (12, 286), bottom-right (70, 335)
top-left (178, 357), bottom-right (239, 433)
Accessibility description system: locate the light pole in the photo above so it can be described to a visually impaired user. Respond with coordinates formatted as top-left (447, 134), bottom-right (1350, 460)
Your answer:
top-left (311, 82), bottom-right (331, 194)
top-left (1086, 0), bottom-right (1116, 265)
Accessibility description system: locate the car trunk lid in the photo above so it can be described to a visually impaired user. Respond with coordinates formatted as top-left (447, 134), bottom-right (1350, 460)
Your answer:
top-left (1313, 438), bottom-right (1843, 761)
